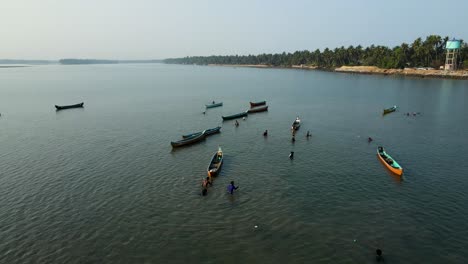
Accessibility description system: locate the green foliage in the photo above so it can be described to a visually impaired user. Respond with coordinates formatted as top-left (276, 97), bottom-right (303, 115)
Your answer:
top-left (164, 35), bottom-right (464, 69)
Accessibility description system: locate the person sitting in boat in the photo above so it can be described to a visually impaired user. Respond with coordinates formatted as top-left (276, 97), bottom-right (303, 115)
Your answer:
top-left (263, 130), bottom-right (268, 136)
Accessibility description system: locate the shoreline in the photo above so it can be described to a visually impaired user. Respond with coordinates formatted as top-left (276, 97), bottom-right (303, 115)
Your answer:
top-left (206, 64), bottom-right (468, 80)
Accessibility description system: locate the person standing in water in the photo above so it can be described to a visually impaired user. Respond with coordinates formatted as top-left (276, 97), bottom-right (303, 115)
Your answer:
top-left (201, 177), bottom-right (212, 196)
top-left (306, 131), bottom-right (311, 137)
top-left (289, 151), bottom-right (294, 159)
top-left (227, 181), bottom-right (238, 195)
top-left (263, 130), bottom-right (268, 136)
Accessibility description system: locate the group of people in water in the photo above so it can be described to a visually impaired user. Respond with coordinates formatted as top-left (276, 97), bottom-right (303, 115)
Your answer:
top-left (202, 176), bottom-right (238, 196)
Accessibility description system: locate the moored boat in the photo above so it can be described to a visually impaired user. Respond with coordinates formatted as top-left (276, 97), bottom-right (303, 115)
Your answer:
top-left (222, 111), bottom-right (248, 120)
top-left (206, 102), bottom-right (223, 108)
top-left (207, 146), bottom-right (223, 177)
top-left (377, 146), bottom-right (403, 176)
top-left (383, 105), bottom-right (397, 115)
top-left (250, 101), bottom-right (266, 108)
top-left (247, 105), bottom-right (268, 113)
top-left (291, 117), bottom-right (301, 130)
top-left (182, 126), bottom-right (221, 139)
top-left (171, 130), bottom-right (206, 148)
top-left (55, 102), bottom-right (84, 110)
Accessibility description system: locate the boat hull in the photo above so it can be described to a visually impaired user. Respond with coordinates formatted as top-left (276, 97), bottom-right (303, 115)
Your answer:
top-left (383, 106), bottom-right (397, 115)
top-left (207, 148), bottom-right (223, 177)
top-left (222, 111), bottom-right (248, 120)
top-left (182, 126), bottom-right (221, 139)
top-left (377, 147), bottom-right (403, 176)
top-left (55, 102), bottom-right (84, 110)
top-left (248, 105), bottom-right (268, 113)
top-left (292, 118), bottom-right (301, 130)
top-left (250, 101), bottom-right (266, 108)
top-left (171, 131), bottom-right (206, 147)
top-left (206, 102), bottom-right (223, 108)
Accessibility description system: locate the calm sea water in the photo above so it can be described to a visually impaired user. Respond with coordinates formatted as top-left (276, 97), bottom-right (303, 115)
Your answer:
top-left (0, 64), bottom-right (467, 263)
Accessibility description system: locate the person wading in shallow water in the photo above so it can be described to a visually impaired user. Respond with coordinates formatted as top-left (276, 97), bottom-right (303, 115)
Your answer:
top-left (227, 181), bottom-right (238, 195)
top-left (263, 130), bottom-right (268, 136)
top-left (201, 177), bottom-right (212, 196)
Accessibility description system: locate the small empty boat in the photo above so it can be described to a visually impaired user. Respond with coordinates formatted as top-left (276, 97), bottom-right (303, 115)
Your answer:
top-left (182, 126), bottom-right (221, 139)
top-left (383, 105), bottom-right (397, 115)
top-left (171, 130), bottom-right (206, 148)
top-left (377, 146), bottom-right (403, 176)
top-left (248, 105), bottom-right (268, 113)
top-left (222, 111), bottom-right (248, 120)
top-left (207, 146), bottom-right (223, 177)
top-left (250, 101), bottom-right (266, 108)
top-left (55, 102), bottom-right (84, 110)
top-left (206, 102), bottom-right (223, 108)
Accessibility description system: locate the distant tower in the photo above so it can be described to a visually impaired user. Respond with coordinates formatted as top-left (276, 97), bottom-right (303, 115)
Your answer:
top-left (445, 39), bottom-right (461, 71)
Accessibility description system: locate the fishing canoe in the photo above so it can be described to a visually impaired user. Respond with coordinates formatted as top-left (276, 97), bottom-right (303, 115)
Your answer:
top-left (377, 146), bottom-right (403, 176)
top-left (383, 105), bottom-right (397, 115)
top-left (207, 147), bottom-right (223, 177)
top-left (291, 117), bottom-right (301, 130)
top-left (182, 126), bottom-right (221, 139)
top-left (222, 111), bottom-right (248, 120)
top-left (250, 101), bottom-right (266, 108)
top-left (55, 102), bottom-right (84, 110)
top-left (206, 102), bottom-right (223, 108)
top-left (171, 130), bottom-right (206, 148)
top-left (247, 105), bottom-right (268, 113)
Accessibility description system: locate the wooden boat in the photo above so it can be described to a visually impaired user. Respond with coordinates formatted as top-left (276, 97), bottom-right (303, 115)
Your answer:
top-left (207, 146), bottom-right (223, 177)
top-left (383, 105), bottom-right (397, 115)
top-left (291, 117), bottom-right (301, 130)
top-left (248, 105), bottom-right (268, 113)
top-left (250, 101), bottom-right (266, 108)
top-left (206, 102), bottom-right (223, 108)
top-left (222, 111), bottom-right (248, 120)
top-left (377, 146), bottom-right (403, 176)
top-left (171, 130), bottom-right (206, 148)
top-left (182, 126), bottom-right (221, 139)
top-left (55, 102), bottom-right (84, 110)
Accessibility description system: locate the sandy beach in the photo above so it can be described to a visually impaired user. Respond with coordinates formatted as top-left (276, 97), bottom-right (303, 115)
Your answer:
top-left (208, 64), bottom-right (468, 80)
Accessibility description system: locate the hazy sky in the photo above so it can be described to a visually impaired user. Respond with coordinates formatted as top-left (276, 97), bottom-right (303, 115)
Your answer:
top-left (1, 0), bottom-right (466, 59)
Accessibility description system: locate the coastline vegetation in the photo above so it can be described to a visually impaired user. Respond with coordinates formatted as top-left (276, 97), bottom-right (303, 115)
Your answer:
top-left (164, 35), bottom-right (468, 69)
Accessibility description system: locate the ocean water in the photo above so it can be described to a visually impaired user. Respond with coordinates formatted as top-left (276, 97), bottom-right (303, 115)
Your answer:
top-left (0, 64), bottom-right (467, 263)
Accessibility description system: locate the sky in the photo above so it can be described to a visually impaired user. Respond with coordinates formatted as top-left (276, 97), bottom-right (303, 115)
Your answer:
top-left (1, 0), bottom-right (467, 60)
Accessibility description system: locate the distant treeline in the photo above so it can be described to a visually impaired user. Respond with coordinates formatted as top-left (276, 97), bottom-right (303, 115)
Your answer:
top-left (0, 59), bottom-right (55, 65)
top-left (164, 35), bottom-right (468, 69)
top-left (59, 59), bottom-right (162, 65)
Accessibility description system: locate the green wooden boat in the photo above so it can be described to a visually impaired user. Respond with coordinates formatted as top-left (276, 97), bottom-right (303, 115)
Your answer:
top-left (222, 111), bottom-right (248, 120)
top-left (383, 105), bottom-right (397, 115)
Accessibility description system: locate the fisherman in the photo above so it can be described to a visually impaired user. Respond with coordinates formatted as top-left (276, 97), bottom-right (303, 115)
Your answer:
top-left (289, 151), bottom-right (294, 159)
top-left (201, 177), bottom-right (212, 196)
top-left (263, 130), bottom-right (268, 136)
top-left (235, 120), bottom-right (239, 126)
top-left (212, 100), bottom-right (215, 104)
top-left (368, 137), bottom-right (373, 142)
top-left (227, 181), bottom-right (238, 195)
top-left (306, 131), bottom-right (311, 137)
